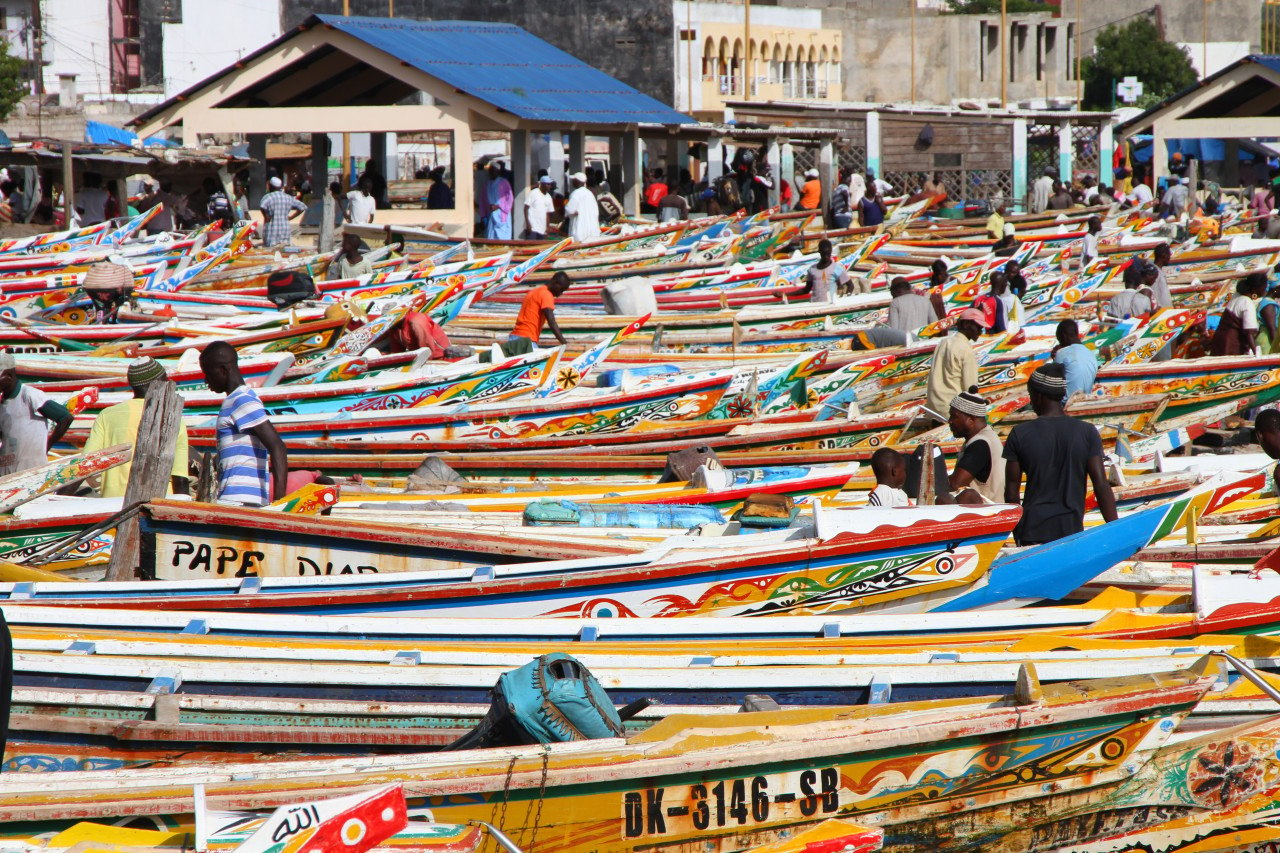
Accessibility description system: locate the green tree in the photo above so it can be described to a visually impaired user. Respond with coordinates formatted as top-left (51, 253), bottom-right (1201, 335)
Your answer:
top-left (945, 0), bottom-right (1053, 13)
top-left (1080, 16), bottom-right (1197, 111)
top-left (0, 38), bottom-right (24, 123)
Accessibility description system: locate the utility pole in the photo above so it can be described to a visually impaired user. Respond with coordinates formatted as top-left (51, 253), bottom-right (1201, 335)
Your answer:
top-left (1075, 0), bottom-right (1082, 106)
top-left (1202, 0), bottom-right (1208, 79)
top-left (30, 0), bottom-right (43, 96)
top-left (686, 1), bottom-right (694, 112)
top-left (341, 0), bottom-right (352, 189)
top-left (910, 0), bottom-right (916, 103)
top-left (1000, 0), bottom-right (1007, 107)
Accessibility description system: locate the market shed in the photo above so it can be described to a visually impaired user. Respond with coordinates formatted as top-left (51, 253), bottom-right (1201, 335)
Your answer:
top-left (129, 15), bottom-right (695, 235)
top-left (1117, 55), bottom-right (1280, 186)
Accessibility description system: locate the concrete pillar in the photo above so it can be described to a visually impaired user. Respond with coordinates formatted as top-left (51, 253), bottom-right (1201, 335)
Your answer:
top-left (607, 134), bottom-right (624, 194)
top-left (706, 136), bottom-right (725, 181)
top-left (1057, 120), bottom-right (1072, 183)
top-left (765, 135), bottom-right (781, 209)
top-left (454, 130), bottom-right (475, 237)
top-left (1099, 123), bottom-right (1114, 186)
top-left (620, 132), bottom-right (641, 216)
top-left (866, 111), bottom-right (882, 179)
top-left (1223, 139), bottom-right (1240, 187)
top-left (567, 131), bottom-right (585, 177)
top-left (369, 132), bottom-right (395, 208)
top-left (1012, 118), bottom-right (1027, 212)
top-left (1151, 124), bottom-right (1167, 189)
top-left (247, 134), bottom-right (268, 208)
top-left (818, 140), bottom-right (835, 223)
top-left (665, 136), bottom-right (680, 184)
top-left (548, 133), bottom-right (567, 193)
top-left (111, 177), bottom-right (127, 223)
top-left (780, 142), bottom-right (795, 208)
top-left (510, 129), bottom-right (531, 238)
top-left (310, 133), bottom-right (330, 201)
top-left (57, 73), bottom-right (77, 109)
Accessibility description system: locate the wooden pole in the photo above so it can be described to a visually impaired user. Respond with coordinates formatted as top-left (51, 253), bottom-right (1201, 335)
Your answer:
top-left (342, 0), bottom-right (352, 190)
top-left (60, 142), bottom-right (73, 226)
top-left (1202, 0), bottom-right (1208, 79)
top-left (105, 380), bottom-right (183, 581)
top-left (910, 0), bottom-right (917, 103)
top-left (1075, 0), bottom-right (1082, 106)
top-left (744, 0), bottom-right (751, 99)
top-left (686, 0), bottom-right (694, 112)
top-left (1000, 0), bottom-right (1008, 107)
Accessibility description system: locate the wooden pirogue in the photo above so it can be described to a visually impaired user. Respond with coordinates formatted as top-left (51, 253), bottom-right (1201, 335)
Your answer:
top-left (0, 662), bottom-right (1271, 853)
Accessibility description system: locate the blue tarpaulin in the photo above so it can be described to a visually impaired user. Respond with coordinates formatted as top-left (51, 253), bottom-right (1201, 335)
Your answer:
top-left (84, 121), bottom-right (174, 148)
top-left (1128, 135), bottom-right (1250, 164)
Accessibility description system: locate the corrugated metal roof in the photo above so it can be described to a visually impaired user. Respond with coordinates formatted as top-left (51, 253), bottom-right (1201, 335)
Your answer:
top-left (314, 15), bottom-right (694, 126)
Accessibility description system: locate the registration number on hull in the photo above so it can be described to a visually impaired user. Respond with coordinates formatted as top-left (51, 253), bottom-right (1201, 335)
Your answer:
top-left (622, 768), bottom-right (841, 838)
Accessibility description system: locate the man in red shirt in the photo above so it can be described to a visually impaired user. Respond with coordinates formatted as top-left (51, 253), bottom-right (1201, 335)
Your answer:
top-left (505, 271), bottom-right (571, 355)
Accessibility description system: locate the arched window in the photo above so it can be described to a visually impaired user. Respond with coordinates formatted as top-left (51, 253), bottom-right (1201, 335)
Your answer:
top-left (718, 37), bottom-right (729, 80)
top-left (819, 46), bottom-right (829, 97)
top-left (702, 37), bottom-right (716, 80)
top-left (770, 43), bottom-right (782, 85)
top-left (806, 45), bottom-right (817, 98)
top-left (783, 44), bottom-right (795, 97)
top-left (830, 46), bottom-right (841, 96)
top-left (731, 38), bottom-right (743, 94)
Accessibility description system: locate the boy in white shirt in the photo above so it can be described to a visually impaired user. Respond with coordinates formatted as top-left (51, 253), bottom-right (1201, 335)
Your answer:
top-left (867, 447), bottom-right (911, 508)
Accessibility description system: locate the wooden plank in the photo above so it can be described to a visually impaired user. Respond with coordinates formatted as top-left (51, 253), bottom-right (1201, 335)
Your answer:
top-left (105, 381), bottom-right (183, 582)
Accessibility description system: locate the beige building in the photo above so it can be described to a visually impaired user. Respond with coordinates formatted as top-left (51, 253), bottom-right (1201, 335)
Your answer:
top-left (767, 0), bottom-right (1260, 108)
top-left (675, 1), bottom-right (844, 119)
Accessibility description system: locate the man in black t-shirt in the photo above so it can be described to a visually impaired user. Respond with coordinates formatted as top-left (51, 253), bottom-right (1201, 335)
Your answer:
top-left (1002, 364), bottom-right (1118, 546)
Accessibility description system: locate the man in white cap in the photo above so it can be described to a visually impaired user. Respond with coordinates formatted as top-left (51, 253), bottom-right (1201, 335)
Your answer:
top-left (0, 353), bottom-right (73, 476)
top-left (524, 175), bottom-right (556, 239)
top-left (84, 357), bottom-right (189, 498)
top-left (563, 171), bottom-right (600, 243)
top-left (943, 387), bottom-right (1004, 505)
top-left (258, 176), bottom-right (307, 248)
top-left (796, 168), bottom-right (821, 211)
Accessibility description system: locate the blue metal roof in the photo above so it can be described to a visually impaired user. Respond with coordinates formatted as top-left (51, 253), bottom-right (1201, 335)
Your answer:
top-left (313, 14), bottom-right (694, 126)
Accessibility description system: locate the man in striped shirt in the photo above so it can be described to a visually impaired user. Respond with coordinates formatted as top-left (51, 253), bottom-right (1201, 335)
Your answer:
top-left (258, 177), bottom-right (307, 248)
top-left (199, 341), bottom-right (288, 506)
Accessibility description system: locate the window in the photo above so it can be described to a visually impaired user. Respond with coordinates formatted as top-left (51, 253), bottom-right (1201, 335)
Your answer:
top-left (980, 22), bottom-right (998, 82)
top-left (1066, 23), bottom-right (1076, 80)
top-left (109, 0), bottom-right (142, 92)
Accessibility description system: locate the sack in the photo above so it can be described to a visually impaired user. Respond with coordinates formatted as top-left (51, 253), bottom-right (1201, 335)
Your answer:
top-left (444, 653), bottom-right (624, 751)
top-left (741, 492), bottom-right (794, 519)
top-left (601, 277), bottom-right (658, 316)
top-left (715, 175), bottom-right (741, 210)
top-left (597, 192), bottom-right (624, 223)
top-left (265, 270), bottom-right (317, 308)
top-left (688, 463), bottom-right (734, 491)
top-left (660, 445), bottom-right (721, 483)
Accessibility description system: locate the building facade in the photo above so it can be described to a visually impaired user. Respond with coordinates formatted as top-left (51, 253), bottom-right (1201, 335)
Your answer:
top-left (674, 1), bottom-right (843, 119)
top-left (770, 0), bottom-right (1260, 107)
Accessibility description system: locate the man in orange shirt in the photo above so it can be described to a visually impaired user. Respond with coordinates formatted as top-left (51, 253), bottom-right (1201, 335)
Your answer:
top-left (796, 168), bottom-right (822, 211)
top-left (504, 270), bottom-right (571, 355)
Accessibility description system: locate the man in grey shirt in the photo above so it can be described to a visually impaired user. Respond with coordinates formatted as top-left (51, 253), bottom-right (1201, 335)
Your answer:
top-left (887, 276), bottom-right (939, 333)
